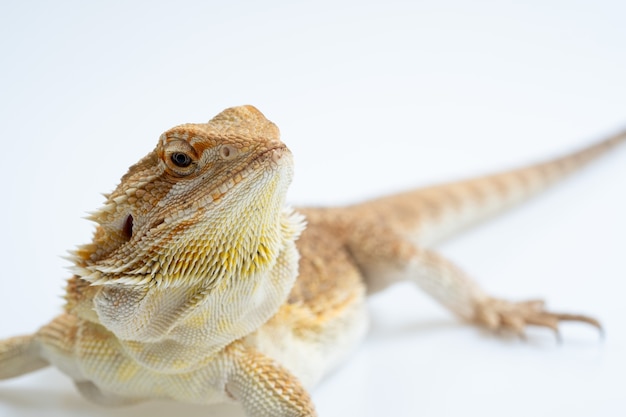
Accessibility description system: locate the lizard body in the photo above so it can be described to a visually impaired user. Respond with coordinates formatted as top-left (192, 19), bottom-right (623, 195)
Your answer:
top-left (0, 105), bottom-right (622, 416)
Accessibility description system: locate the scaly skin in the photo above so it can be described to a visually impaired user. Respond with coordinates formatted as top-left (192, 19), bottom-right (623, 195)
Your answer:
top-left (0, 105), bottom-right (623, 416)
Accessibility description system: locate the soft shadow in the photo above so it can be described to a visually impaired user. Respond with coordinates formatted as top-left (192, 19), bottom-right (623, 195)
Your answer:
top-left (0, 387), bottom-right (245, 417)
top-left (474, 323), bottom-right (605, 348)
top-left (366, 316), bottom-right (462, 343)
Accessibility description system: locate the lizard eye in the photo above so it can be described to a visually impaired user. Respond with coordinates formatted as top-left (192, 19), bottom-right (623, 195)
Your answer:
top-left (171, 152), bottom-right (192, 168)
top-left (161, 138), bottom-right (198, 176)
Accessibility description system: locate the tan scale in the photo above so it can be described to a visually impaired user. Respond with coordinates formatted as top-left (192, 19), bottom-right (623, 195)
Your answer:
top-left (0, 105), bottom-right (624, 416)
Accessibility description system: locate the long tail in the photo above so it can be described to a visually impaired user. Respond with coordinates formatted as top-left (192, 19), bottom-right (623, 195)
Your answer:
top-left (0, 334), bottom-right (49, 380)
top-left (355, 130), bottom-right (626, 246)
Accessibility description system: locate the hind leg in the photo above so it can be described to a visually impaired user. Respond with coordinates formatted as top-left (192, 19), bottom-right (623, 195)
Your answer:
top-left (349, 232), bottom-right (601, 337)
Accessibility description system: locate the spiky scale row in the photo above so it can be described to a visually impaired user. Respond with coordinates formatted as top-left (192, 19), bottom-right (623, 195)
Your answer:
top-left (0, 105), bottom-right (623, 417)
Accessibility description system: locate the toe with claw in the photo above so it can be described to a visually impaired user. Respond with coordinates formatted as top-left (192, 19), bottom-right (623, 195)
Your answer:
top-left (472, 297), bottom-right (603, 341)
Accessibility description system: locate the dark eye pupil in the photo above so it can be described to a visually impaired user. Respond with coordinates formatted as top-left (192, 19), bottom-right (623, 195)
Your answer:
top-left (171, 152), bottom-right (192, 168)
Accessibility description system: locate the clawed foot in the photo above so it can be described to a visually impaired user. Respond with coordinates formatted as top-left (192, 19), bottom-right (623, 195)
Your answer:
top-left (473, 298), bottom-right (603, 341)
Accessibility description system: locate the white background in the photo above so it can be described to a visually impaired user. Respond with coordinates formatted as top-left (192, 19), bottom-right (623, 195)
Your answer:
top-left (1, 1), bottom-right (625, 416)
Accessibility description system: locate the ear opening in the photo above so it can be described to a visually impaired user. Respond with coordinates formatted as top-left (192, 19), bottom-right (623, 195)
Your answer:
top-left (122, 214), bottom-right (134, 240)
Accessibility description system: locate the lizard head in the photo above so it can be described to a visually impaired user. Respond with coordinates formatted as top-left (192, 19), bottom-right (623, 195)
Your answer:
top-left (73, 105), bottom-right (302, 289)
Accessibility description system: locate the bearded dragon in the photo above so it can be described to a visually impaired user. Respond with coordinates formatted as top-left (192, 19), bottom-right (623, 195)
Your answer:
top-left (0, 105), bottom-right (622, 416)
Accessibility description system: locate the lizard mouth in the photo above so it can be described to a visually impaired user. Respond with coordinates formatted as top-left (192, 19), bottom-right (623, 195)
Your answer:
top-left (252, 144), bottom-right (288, 164)
top-left (208, 145), bottom-right (290, 203)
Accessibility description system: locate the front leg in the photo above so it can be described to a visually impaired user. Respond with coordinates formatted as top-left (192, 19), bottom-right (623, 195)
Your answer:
top-left (226, 343), bottom-right (317, 417)
top-left (348, 230), bottom-right (601, 337)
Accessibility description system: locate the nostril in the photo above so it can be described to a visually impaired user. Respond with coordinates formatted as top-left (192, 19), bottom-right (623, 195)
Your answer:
top-left (220, 145), bottom-right (237, 160)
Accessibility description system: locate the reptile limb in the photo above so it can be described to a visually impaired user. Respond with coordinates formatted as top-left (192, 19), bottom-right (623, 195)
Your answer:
top-left (0, 105), bottom-right (623, 416)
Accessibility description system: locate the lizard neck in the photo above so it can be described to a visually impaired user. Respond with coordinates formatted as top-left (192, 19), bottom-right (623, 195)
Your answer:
top-left (90, 208), bottom-right (305, 373)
